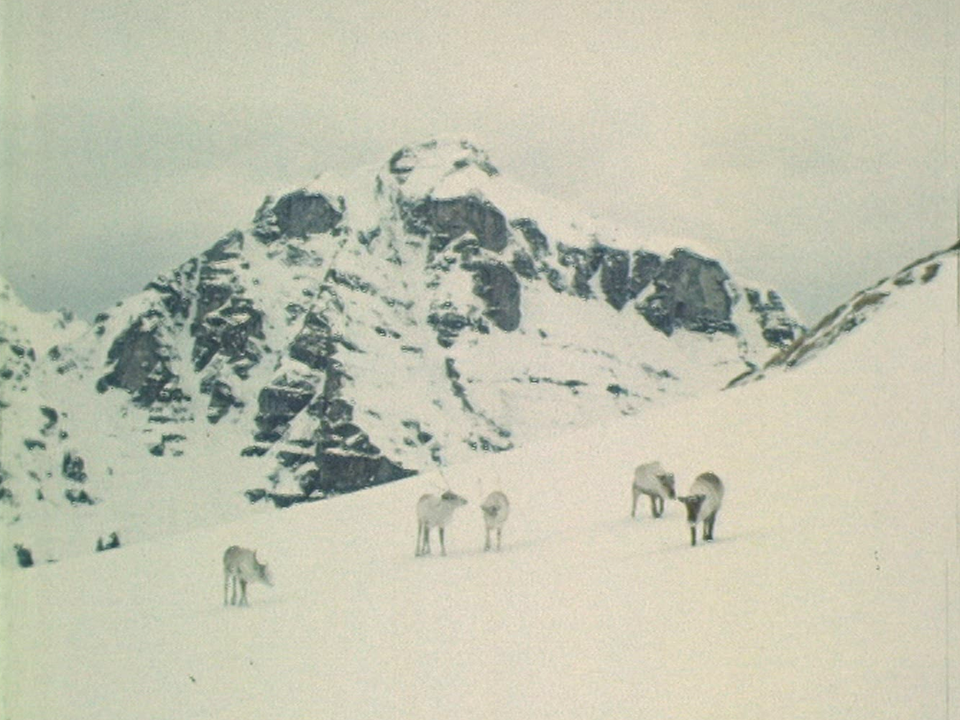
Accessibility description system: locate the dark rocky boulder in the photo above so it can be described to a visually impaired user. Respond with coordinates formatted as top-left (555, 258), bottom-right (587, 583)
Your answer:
top-left (640, 249), bottom-right (736, 336)
top-left (253, 190), bottom-right (343, 241)
top-left (464, 261), bottom-right (522, 332)
top-left (289, 310), bottom-right (338, 371)
top-left (293, 453), bottom-right (415, 499)
top-left (405, 196), bottom-right (509, 254)
top-left (746, 289), bottom-right (800, 347)
top-left (254, 376), bottom-right (317, 442)
top-left (97, 317), bottom-right (186, 407)
top-left (200, 377), bottom-right (244, 423)
top-left (557, 244), bottom-right (605, 299)
top-left (191, 296), bottom-right (264, 375)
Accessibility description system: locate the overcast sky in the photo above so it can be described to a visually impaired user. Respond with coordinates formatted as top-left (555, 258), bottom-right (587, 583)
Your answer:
top-left (2, 0), bottom-right (958, 324)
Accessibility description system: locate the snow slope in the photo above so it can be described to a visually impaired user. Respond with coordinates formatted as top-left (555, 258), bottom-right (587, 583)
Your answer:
top-left (2, 251), bottom-right (957, 719)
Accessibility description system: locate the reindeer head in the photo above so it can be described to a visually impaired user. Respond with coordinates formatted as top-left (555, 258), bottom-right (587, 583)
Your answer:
top-left (659, 473), bottom-right (677, 499)
top-left (677, 494), bottom-right (706, 524)
top-left (440, 490), bottom-right (468, 507)
top-left (254, 551), bottom-right (273, 586)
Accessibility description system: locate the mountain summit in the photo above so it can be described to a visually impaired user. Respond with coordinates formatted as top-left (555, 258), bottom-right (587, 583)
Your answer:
top-left (1, 138), bottom-right (803, 562)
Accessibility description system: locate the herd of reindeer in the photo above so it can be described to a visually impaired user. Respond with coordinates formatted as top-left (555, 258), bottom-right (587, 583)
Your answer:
top-left (222, 462), bottom-right (725, 606)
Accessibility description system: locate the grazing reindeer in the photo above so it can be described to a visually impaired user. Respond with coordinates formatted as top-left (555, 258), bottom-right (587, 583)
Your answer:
top-left (631, 462), bottom-right (676, 519)
top-left (676, 472), bottom-right (725, 546)
top-left (223, 546), bottom-right (273, 606)
top-left (480, 491), bottom-right (510, 551)
top-left (415, 491), bottom-right (468, 557)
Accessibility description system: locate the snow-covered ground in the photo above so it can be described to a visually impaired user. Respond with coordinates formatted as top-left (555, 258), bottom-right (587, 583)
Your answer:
top-left (2, 250), bottom-right (958, 719)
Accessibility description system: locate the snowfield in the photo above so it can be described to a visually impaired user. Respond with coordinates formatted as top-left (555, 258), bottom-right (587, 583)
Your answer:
top-left (2, 250), bottom-right (958, 719)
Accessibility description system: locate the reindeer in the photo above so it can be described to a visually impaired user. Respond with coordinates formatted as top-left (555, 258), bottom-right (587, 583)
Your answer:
top-left (480, 491), bottom-right (510, 551)
top-left (631, 461), bottom-right (676, 519)
top-left (415, 491), bottom-right (468, 557)
top-left (676, 472), bottom-right (725, 546)
top-left (223, 546), bottom-right (273, 606)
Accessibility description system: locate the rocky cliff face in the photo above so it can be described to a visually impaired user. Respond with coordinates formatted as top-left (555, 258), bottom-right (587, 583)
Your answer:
top-left (1, 138), bottom-right (804, 561)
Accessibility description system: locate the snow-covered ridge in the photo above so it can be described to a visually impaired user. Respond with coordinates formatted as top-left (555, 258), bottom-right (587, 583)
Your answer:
top-left (732, 242), bottom-right (959, 385)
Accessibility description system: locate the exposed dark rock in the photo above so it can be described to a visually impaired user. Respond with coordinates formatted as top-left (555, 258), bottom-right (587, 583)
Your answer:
top-left (445, 357), bottom-right (475, 413)
top-left (745, 289), bottom-right (801, 347)
top-left (39, 406), bottom-right (58, 434)
top-left (640, 249), bottom-right (735, 336)
top-left (203, 230), bottom-right (244, 262)
top-left (329, 269), bottom-right (378, 296)
top-left (511, 250), bottom-right (538, 280)
top-left (558, 244), bottom-right (605, 299)
top-left (14, 544), bottom-right (33, 568)
top-left (405, 196), bottom-right (509, 254)
top-left (289, 310), bottom-right (337, 370)
top-left (200, 377), bottom-right (244, 424)
top-left (145, 260), bottom-right (196, 321)
top-left (297, 453), bottom-right (416, 498)
top-left (97, 318), bottom-right (186, 407)
top-left (254, 376), bottom-right (317, 442)
top-left (191, 296), bottom-right (264, 374)
top-left (96, 532), bottom-right (120, 552)
top-left (149, 434), bottom-right (187, 457)
top-left (511, 218), bottom-right (550, 259)
top-left (463, 261), bottom-right (522, 332)
top-left (921, 262), bottom-right (940, 283)
top-left (62, 451), bottom-right (87, 482)
top-left (277, 450), bottom-right (313, 469)
top-left (427, 310), bottom-right (489, 348)
top-left (631, 250), bottom-right (663, 293)
top-left (65, 488), bottom-right (95, 505)
top-left (252, 190), bottom-right (343, 242)
top-left (388, 140), bottom-right (498, 183)
top-left (98, 322), bottom-right (162, 392)
top-left (599, 247), bottom-right (632, 309)
top-left (271, 190), bottom-right (343, 239)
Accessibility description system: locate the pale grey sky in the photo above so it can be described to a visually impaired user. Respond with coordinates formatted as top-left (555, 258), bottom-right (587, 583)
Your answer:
top-left (2, 0), bottom-right (958, 324)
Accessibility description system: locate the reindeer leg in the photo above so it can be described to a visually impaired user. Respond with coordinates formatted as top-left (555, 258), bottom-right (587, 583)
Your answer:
top-left (690, 526), bottom-right (697, 547)
top-left (224, 574), bottom-right (229, 606)
top-left (497, 528), bottom-right (502, 551)
top-left (705, 512), bottom-right (717, 541)
top-left (240, 578), bottom-right (248, 606)
top-left (439, 527), bottom-right (446, 556)
top-left (631, 489), bottom-right (638, 518)
top-left (484, 527), bottom-right (491, 552)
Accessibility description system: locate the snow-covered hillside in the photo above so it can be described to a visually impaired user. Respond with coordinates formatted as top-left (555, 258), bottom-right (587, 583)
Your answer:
top-left (0, 138), bottom-right (803, 564)
top-left (2, 248), bottom-right (956, 719)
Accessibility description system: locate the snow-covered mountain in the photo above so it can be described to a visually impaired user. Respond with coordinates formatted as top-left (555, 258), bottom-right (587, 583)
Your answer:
top-left (0, 138), bottom-right (803, 563)
top-left (2, 237), bottom-right (956, 720)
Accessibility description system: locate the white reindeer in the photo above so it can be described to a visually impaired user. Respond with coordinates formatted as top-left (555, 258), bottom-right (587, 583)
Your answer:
top-left (631, 461), bottom-right (676, 519)
top-left (676, 472), bottom-right (725, 546)
top-left (415, 491), bottom-right (468, 557)
top-left (223, 545), bottom-right (273, 606)
top-left (480, 491), bottom-right (510, 551)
